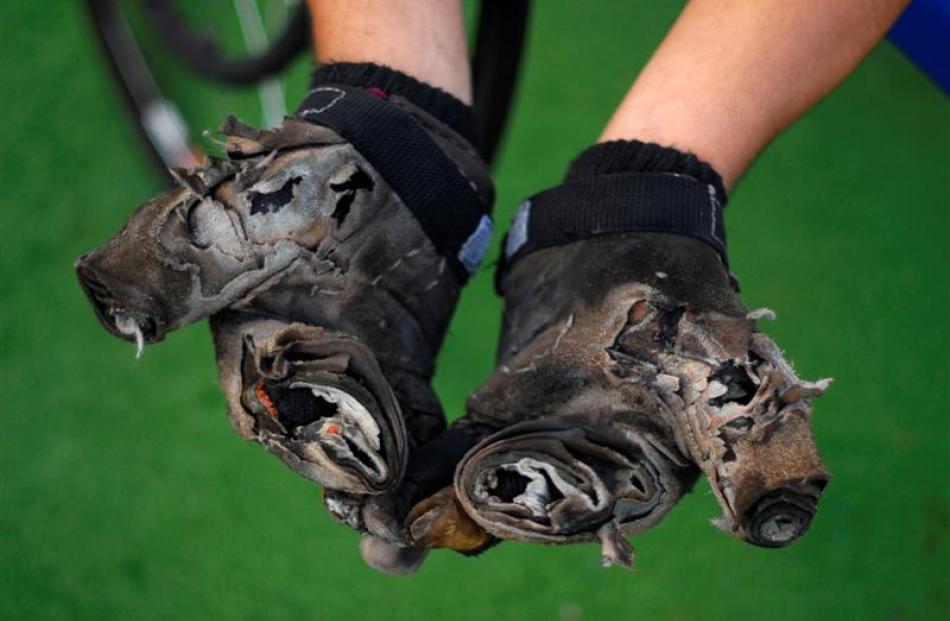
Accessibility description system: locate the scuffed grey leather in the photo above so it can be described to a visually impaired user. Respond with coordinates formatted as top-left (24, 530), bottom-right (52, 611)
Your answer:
top-left (211, 315), bottom-right (408, 493)
top-left (408, 233), bottom-right (829, 563)
top-left (76, 115), bottom-right (493, 519)
top-left (455, 415), bottom-right (697, 567)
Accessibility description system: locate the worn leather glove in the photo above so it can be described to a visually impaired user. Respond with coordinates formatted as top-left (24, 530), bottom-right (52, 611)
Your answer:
top-left (407, 165), bottom-right (830, 566)
top-left (76, 82), bottom-right (494, 573)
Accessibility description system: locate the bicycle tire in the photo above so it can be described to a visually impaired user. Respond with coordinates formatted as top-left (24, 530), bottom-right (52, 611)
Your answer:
top-left (472, 0), bottom-right (531, 164)
top-left (86, 0), bottom-right (531, 181)
top-left (142, 0), bottom-right (310, 85)
top-left (84, 0), bottom-right (200, 182)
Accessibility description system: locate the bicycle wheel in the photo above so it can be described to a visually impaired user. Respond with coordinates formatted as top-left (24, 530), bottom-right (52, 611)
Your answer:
top-left (85, 0), bottom-right (530, 182)
top-left (85, 0), bottom-right (309, 183)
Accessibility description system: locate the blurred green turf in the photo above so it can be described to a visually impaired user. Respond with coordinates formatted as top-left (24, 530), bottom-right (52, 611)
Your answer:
top-left (1, 2), bottom-right (948, 620)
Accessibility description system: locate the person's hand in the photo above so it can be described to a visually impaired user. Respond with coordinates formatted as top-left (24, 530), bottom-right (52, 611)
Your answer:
top-left (406, 232), bottom-right (830, 566)
top-left (75, 114), bottom-right (493, 573)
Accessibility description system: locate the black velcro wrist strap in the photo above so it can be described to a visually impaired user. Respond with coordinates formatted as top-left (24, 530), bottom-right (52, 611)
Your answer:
top-left (500, 172), bottom-right (727, 289)
top-left (296, 85), bottom-right (492, 282)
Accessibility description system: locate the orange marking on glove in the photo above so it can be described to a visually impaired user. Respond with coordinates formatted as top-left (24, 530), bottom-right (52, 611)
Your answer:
top-left (325, 423), bottom-right (341, 436)
top-left (255, 381), bottom-right (279, 418)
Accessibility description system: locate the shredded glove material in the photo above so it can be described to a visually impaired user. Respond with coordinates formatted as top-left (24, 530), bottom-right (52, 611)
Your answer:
top-left (75, 111), bottom-right (827, 572)
top-left (408, 232), bottom-right (830, 564)
top-left (212, 315), bottom-right (407, 493)
top-left (453, 416), bottom-right (696, 567)
top-left (75, 112), bottom-right (494, 566)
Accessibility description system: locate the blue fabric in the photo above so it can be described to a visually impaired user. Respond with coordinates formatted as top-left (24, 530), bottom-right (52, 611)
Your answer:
top-left (889, 0), bottom-right (950, 92)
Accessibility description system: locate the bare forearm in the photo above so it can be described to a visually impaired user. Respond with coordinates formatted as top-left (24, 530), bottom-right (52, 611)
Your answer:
top-left (600, 0), bottom-right (911, 188)
top-left (306, 0), bottom-right (471, 103)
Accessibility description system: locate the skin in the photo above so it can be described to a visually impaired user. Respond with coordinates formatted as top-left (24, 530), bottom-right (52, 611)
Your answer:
top-left (599, 0), bottom-right (912, 189)
top-left (308, 0), bottom-right (910, 186)
top-left (307, 0), bottom-right (472, 103)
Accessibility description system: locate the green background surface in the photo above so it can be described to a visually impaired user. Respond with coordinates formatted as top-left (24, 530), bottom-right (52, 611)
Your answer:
top-left (1, 2), bottom-right (948, 620)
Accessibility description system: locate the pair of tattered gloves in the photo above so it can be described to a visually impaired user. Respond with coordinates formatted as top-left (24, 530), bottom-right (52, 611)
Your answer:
top-left (76, 63), bottom-right (830, 574)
